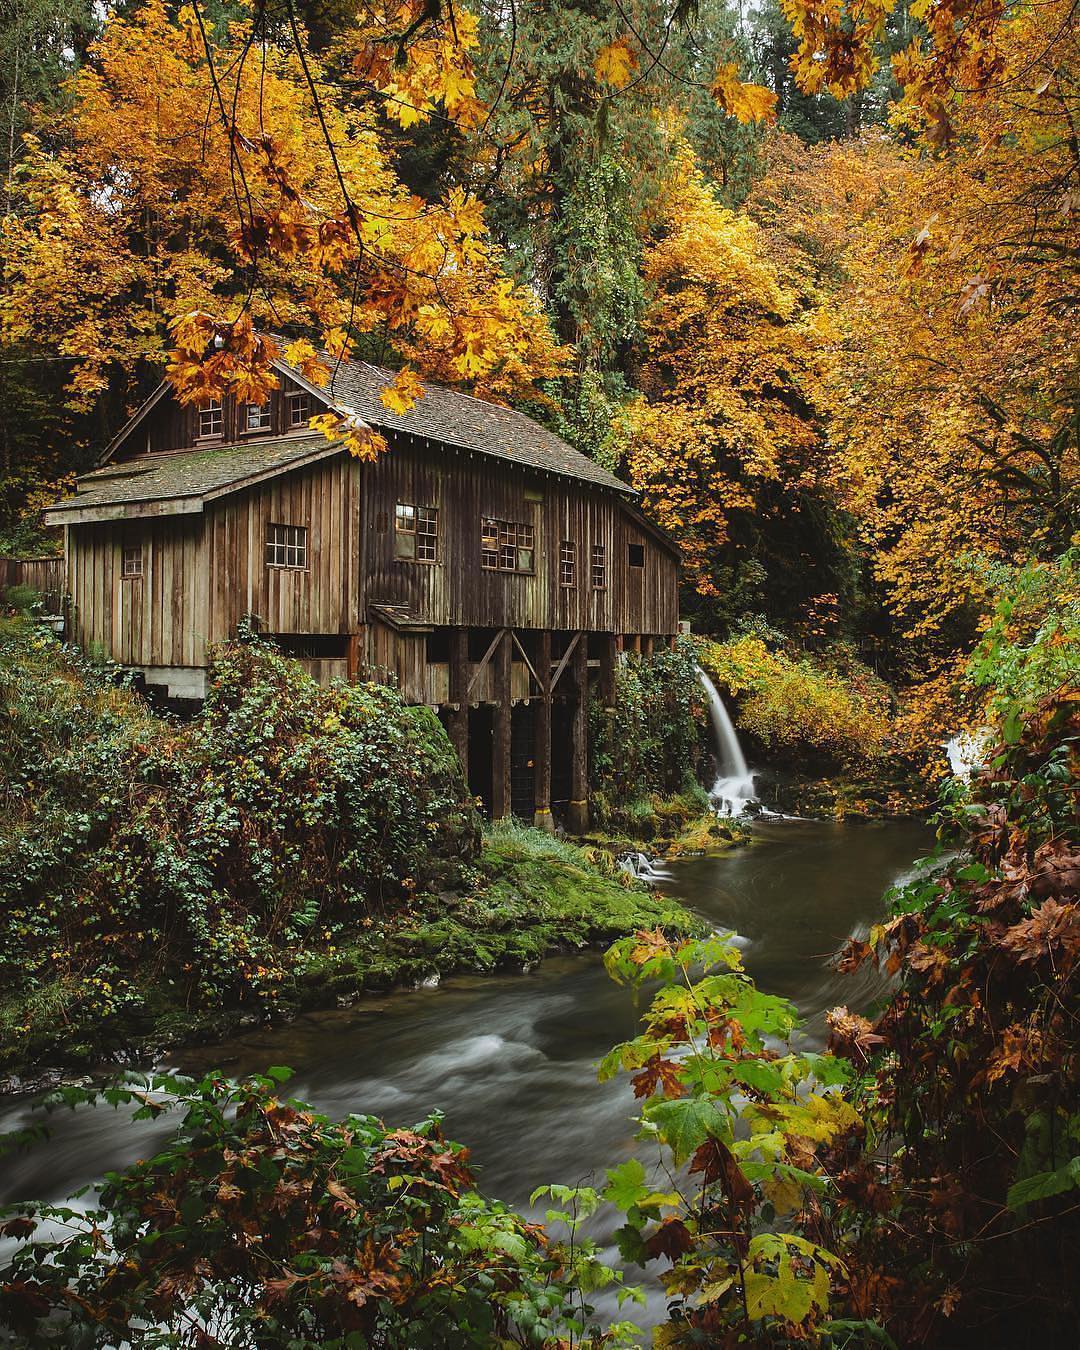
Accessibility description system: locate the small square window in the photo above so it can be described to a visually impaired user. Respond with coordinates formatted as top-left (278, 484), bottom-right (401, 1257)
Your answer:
top-left (246, 402), bottom-right (272, 433)
top-left (591, 543), bottom-right (606, 590)
top-left (628, 543), bottom-right (645, 568)
top-left (560, 541), bottom-right (576, 587)
top-left (287, 392), bottom-right (310, 427)
top-left (198, 399), bottom-right (222, 438)
top-left (121, 545), bottom-right (143, 578)
top-left (394, 502), bottom-right (438, 562)
top-left (265, 522), bottom-right (307, 569)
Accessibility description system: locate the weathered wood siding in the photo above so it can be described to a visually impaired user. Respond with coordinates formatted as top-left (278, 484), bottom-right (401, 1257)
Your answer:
top-left (360, 436), bottom-right (679, 636)
top-left (204, 454), bottom-right (362, 641)
top-left (0, 555), bottom-right (64, 607)
top-left (68, 518), bottom-right (208, 667)
top-left (67, 455), bottom-right (362, 668)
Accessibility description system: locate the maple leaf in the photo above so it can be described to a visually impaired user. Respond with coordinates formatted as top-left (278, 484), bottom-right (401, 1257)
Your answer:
top-left (631, 1054), bottom-right (687, 1100)
top-left (710, 63), bottom-right (778, 124)
top-left (644, 1217), bottom-right (694, 1262)
top-left (380, 367), bottom-right (426, 415)
top-left (998, 900), bottom-right (1080, 967)
top-left (594, 39), bottom-right (638, 89)
top-left (284, 339), bottom-right (329, 388)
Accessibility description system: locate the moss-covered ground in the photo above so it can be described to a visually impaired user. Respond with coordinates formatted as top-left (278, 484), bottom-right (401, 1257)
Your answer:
top-left (1, 822), bottom-right (700, 1080)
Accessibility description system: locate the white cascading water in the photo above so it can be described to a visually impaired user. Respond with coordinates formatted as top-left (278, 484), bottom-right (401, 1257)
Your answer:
top-left (697, 667), bottom-right (756, 817)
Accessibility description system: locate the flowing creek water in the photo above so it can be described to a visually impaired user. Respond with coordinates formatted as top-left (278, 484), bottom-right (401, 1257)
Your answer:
top-left (0, 816), bottom-right (932, 1327)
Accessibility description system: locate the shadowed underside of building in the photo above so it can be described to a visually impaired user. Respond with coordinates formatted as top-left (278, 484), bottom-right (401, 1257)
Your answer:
top-left (45, 356), bottom-right (680, 831)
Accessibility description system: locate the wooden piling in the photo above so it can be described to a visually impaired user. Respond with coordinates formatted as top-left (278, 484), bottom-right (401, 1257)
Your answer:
top-left (533, 630), bottom-right (553, 831)
top-left (492, 629), bottom-right (512, 819)
top-left (448, 627), bottom-right (469, 782)
top-left (567, 631), bottom-right (589, 833)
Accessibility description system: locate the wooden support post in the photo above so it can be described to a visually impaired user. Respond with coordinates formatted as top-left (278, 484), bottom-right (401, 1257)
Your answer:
top-left (492, 629), bottom-right (512, 820)
top-left (346, 631), bottom-right (362, 683)
top-left (448, 627), bottom-right (469, 783)
top-left (567, 632), bottom-right (589, 834)
top-left (599, 633), bottom-right (617, 709)
top-left (533, 630), bottom-right (553, 832)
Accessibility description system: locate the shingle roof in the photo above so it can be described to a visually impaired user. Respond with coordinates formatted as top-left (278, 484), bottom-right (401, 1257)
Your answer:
top-left (47, 435), bottom-right (336, 517)
top-left (324, 361), bottom-right (632, 495)
top-left (47, 357), bottom-right (633, 523)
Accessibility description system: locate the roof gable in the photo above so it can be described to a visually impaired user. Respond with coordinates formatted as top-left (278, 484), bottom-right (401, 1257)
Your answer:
top-left (97, 355), bottom-right (633, 497)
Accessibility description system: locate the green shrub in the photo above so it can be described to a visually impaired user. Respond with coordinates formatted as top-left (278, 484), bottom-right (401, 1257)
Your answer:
top-left (0, 1069), bottom-right (636, 1346)
top-left (590, 638), bottom-right (705, 803)
top-left (1, 584), bottom-right (41, 613)
top-left (0, 623), bottom-right (479, 1059)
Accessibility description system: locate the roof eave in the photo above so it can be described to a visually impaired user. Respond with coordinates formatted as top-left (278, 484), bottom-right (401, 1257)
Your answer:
top-left (43, 496), bottom-right (205, 526)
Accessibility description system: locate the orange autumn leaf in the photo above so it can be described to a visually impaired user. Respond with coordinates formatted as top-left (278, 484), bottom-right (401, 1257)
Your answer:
top-left (710, 62), bottom-right (778, 124)
top-left (594, 39), bottom-right (638, 89)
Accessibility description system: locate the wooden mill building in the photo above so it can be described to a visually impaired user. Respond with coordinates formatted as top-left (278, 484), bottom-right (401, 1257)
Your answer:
top-left (44, 356), bottom-right (680, 830)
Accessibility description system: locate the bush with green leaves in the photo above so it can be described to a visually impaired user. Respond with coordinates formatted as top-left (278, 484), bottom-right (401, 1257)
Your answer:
top-left (0, 1069), bottom-right (639, 1347)
top-left (0, 621), bottom-right (479, 1060)
top-left (590, 638), bottom-right (706, 809)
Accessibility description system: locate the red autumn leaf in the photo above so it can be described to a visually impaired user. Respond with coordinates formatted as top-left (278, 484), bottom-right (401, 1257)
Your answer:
top-left (644, 1217), bottom-right (694, 1262)
top-left (689, 1137), bottom-right (754, 1211)
top-left (631, 1054), bottom-right (686, 1099)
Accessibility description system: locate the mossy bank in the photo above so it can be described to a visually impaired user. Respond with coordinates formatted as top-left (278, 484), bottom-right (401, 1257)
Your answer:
top-left (0, 621), bottom-right (697, 1078)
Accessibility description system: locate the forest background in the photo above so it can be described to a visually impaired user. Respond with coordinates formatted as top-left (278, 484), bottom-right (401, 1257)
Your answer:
top-left (1, 0), bottom-right (1075, 778)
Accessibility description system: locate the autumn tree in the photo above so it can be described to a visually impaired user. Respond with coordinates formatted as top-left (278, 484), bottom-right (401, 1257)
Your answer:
top-left (613, 144), bottom-right (849, 630)
top-left (0, 0), bottom-right (567, 464)
top-left (750, 4), bottom-right (1078, 647)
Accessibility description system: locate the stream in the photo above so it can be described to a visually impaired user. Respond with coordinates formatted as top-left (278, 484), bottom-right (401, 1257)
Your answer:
top-left (0, 816), bottom-right (931, 1327)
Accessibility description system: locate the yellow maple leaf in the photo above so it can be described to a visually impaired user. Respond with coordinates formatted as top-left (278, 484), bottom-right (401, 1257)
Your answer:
top-left (284, 339), bottom-right (330, 388)
top-left (379, 367), bottom-right (425, 415)
top-left (594, 39), bottom-right (638, 89)
top-left (710, 63), bottom-right (778, 124)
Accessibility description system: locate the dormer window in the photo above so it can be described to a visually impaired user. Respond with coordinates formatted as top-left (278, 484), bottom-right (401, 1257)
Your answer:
top-left (287, 392), bottom-right (311, 428)
top-left (198, 399), bottom-right (222, 438)
top-left (245, 401), bottom-right (272, 433)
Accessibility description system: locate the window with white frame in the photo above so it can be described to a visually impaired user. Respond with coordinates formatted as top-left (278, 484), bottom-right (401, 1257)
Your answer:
top-left (265, 522), bottom-right (307, 569)
top-left (394, 502), bottom-right (438, 562)
top-left (559, 540), bottom-right (576, 587)
top-left (121, 544), bottom-right (143, 578)
top-left (245, 401), bottom-right (272, 433)
top-left (198, 399), bottom-right (222, 438)
top-left (591, 542), bottom-right (606, 590)
top-left (287, 392), bottom-right (311, 428)
top-left (481, 517), bottom-right (535, 573)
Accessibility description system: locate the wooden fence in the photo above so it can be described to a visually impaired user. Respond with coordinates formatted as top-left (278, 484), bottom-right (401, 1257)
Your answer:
top-left (0, 556), bottom-right (65, 611)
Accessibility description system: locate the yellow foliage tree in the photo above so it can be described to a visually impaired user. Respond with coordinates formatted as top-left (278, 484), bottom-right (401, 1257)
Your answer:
top-left (614, 145), bottom-right (822, 600)
top-left (752, 3), bottom-right (1078, 642)
top-left (0, 1), bottom-right (566, 427)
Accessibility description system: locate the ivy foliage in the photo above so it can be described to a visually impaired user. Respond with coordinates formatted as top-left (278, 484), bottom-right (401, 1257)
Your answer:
top-left (0, 622), bottom-right (478, 1060)
top-left (589, 639), bottom-right (706, 805)
top-left (0, 1069), bottom-right (639, 1346)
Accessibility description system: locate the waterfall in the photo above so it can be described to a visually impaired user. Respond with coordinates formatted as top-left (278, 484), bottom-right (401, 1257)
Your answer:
top-left (697, 667), bottom-right (756, 817)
